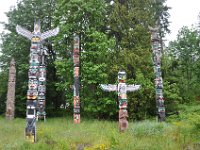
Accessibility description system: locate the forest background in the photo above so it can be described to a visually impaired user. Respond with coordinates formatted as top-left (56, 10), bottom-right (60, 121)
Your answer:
top-left (0, 0), bottom-right (200, 121)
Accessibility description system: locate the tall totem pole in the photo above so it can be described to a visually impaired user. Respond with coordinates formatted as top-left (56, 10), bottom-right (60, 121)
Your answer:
top-left (16, 20), bottom-right (59, 142)
top-left (6, 58), bottom-right (16, 120)
top-left (149, 26), bottom-right (165, 122)
top-left (73, 35), bottom-right (80, 123)
top-left (100, 71), bottom-right (140, 131)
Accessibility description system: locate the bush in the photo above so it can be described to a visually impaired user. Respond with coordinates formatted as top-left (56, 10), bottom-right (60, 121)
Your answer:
top-left (130, 120), bottom-right (173, 136)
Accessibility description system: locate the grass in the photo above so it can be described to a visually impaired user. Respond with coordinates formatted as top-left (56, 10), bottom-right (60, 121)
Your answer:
top-left (0, 116), bottom-right (200, 150)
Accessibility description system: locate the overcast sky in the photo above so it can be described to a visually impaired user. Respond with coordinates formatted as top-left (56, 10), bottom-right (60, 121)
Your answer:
top-left (165, 0), bottom-right (200, 44)
top-left (0, 0), bottom-right (18, 33)
top-left (0, 0), bottom-right (200, 45)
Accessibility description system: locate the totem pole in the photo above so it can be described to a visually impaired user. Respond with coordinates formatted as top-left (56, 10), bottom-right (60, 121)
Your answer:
top-left (149, 26), bottom-right (165, 122)
top-left (16, 20), bottom-right (59, 142)
top-left (6, 58), bottom-right (16, 120)
top-left (100, 71), bottom-right (140, 131)
top-left (73, 35), bottom-right (80, 123)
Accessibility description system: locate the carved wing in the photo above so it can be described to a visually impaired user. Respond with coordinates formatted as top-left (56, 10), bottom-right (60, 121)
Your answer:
top-left (41, 27), bottom-right (59, 40)
top-left (16, 25), bottom-right (32, 40)
top-left (148, 26), bottom-right (159, 32)
top-left (100, 84), bottom-right (117, 92)
top-left (126, 85), bottom-right (141, 92)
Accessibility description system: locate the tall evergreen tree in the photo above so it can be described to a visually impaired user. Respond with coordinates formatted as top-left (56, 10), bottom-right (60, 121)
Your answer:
top-left (167, 26), bottom-right (200, 103)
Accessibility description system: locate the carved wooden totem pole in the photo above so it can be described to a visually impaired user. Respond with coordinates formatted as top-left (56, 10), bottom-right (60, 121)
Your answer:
top-left (6, 58), bottom-right (16, 120)
top-left (149, 26), bottom-right (165, 122)
top-left (16, 20), bottom-right (59, 142)
top-left (73, 35), bottom-right (80, 123)
top-left (100, 71), bottom-right (140, 131)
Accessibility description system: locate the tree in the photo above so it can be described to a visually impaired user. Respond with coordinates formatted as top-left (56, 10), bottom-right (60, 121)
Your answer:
top-left (105, 0), bottom-right (170, 119)
top-left (167, 26), bottom-right (200, 103)
top-left (0, 0), bottom-right (171, 120)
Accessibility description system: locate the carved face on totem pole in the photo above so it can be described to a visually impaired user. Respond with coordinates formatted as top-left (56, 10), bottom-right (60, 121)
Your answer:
top-left (118, 83), bottom-right (126, 94)
top-left (74, 67), bottom-right (79, 77)
top-left (26, 101), bottom-right (36, 119)
top-left (151, 31), bottom-right (159, 41)
top-left (27, 90), bottom-right (38, 100)
top-left (31, 42), bottom-right (39, 51)
top-left (156, 89), bottom-right (163, 101)
top-left (28, 79), bottom-right (38, 90)
top-left (118, 71), bottom-right (126, 83)
top-left (155, 77), bottom-right (163, 89)
top-left (38, 84), bottom-right (46, 93)
top-left (74, 36), bottom-right (79, 45)
top-left (32, 36), bottom-right (40, 43)
top-left (38, 83), bottom-right (46, 100)
top-left (30, 53), bottom-right (40, 66)
top-left (31, 35), bottom-right (41, 53)
top-left (73, 46), bottom-right (80, 65)
top-left (158, 107), bottom-right (165, 118)
top-left (118, 83), bottom-right (127, 105)
top-left (156, 98), bottom-right (164, 107)
top-left (38, 100), bottom-right (45, 112)
top-left (119, 109), bottom-right (128, 132)
top-left (29, 66), bottom-right (38, 79)
top-left (38, 92), bottom-right (45, 100)
top-left (154, 65), bottom-right (161, 77)
top-left (119, 99), bottom-right (127, 109)
top-left (118, 71), bottom-right (127, 108)
top-left (152, 42), bottom-right (161, 50)
top-left (153, 51), bottom-right (161, 65)
top-left (73, 35), bottom-right (80, 66)
top-left (38, 66), bottom-right (46, 82)
top-left (74, 96), bottom-right (80, 106)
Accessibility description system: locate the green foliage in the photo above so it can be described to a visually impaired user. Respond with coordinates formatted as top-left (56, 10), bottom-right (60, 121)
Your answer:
top-left (130, 120), bottom-right (173, 136)
top-left (128, 71), bottom-right (155, 120)
top-left (187, 113), bottom-right (200, 130)
top-left (166, 26), bottom-right (200, 103)
top-left (80, 30), bottom-right (117, 119)
top-left (0, 71), bottom-right (8, 115)
top-left (163, 81), bottom-right (181, 112)
top-left (0, 0), bottom-right (172, 120)
top-left (166, 104), bottom-right (200, 140)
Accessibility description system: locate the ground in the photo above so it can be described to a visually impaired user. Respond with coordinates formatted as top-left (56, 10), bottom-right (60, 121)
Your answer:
top-left (1, 110), bottom-right (200, 150)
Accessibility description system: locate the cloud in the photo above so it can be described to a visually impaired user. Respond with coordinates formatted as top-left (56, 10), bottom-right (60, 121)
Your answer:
top-left (165, 0), bottom-right (200, 44)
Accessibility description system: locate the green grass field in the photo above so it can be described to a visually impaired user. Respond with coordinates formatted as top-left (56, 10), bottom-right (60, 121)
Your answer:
top-left (1, 113), bottom-right (200, 150)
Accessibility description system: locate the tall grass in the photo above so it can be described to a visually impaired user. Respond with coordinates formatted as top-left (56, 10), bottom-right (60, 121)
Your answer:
top-left (0, 116), bottom-right (199, 150)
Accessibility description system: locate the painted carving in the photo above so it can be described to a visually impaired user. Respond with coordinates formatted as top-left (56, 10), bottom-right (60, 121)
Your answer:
top-left (16, 20), bottom-right (59, 142)
top-left (29, 66), bottom-right (38, 79)
top-left (6, 58), bottom-right (16, 120)
top-left (73, 35), bottom-right (81, 123)
top-left (149, 26), bottom-right (165, 122)
top-left (100, 71), bottom-right (140, 131)
top-left (38, 66), bottom-right (46, 82)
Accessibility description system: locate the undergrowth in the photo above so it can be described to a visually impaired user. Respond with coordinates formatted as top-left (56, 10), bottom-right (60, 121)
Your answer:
top-left (1, 104), bottom-right (200, 150)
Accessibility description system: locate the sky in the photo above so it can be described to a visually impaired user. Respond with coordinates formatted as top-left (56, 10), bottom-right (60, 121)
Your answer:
top-left (165, 0), bottom-right (200, 45)
top-left (0, 0), bottom-right (18, 33)
top-left (0, 0), bottom-right (200, 45)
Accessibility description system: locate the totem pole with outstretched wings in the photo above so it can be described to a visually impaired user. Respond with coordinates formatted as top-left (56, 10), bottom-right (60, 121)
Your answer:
top-left (16, 20), bottom-right (59, 142)
top-left (100, 71), bottom-right (140, 131)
